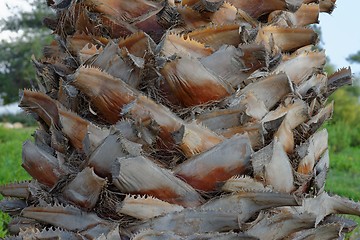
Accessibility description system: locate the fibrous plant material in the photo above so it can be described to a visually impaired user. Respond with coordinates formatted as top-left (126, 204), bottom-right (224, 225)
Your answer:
top-left (1, 0), bottom-right (357, 239)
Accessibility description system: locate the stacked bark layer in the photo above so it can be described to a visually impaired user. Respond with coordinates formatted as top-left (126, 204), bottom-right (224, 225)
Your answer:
top-left (1, 0), bottom-right (357, 239)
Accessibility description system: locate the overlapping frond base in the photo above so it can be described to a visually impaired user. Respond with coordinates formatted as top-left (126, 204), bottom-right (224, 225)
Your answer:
top-left (1, 0), bottom-right (357, 239)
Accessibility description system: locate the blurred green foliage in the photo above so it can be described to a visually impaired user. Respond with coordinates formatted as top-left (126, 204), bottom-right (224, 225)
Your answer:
top-left (329, 87), bottom-right (360, 125)
top-left (347, 50), bottom-right (360, 64)
top-left (326, 84), bottom-right (360, 152)
top-left (0, 0), bottom-right (53, 104)
top-left (0, 112), bottom-right (36, 127)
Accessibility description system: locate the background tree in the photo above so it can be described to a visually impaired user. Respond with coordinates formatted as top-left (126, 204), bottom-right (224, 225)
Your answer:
top-left (0, 0), bottom-right (53, 104)
top-left (325, 50), bottom-right (360, 151)
top-left (347, 50), bottom-right (360, 64)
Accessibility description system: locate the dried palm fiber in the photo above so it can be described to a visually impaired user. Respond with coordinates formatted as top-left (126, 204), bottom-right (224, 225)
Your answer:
top-left (1, 0), bottom-right (357, 239)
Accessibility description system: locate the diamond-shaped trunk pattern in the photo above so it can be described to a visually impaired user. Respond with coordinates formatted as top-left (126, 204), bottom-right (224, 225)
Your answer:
top-left (1, 0), bottom-right (357, 239)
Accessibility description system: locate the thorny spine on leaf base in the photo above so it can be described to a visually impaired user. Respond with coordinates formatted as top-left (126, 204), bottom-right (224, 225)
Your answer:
top-left (0, 0), bottom-right (357, 239)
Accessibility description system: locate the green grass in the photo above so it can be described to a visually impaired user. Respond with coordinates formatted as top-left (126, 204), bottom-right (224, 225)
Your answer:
top-left (0, 126), bottom-right (360, 237)
top-left (0, 126), bottom-right (33, 237)
top-left (324, 147), bottom-right (360, 239)
top-left (0, 127), bottom-right (33, 184)
top-left (326, 148), bottom-right (360, 200)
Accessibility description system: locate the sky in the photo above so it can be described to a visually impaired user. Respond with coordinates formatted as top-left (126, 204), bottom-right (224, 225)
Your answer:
top-left (0, 0), bottom-right (359, 76)
top-left (319, 1), bottom-right (360, 76)
top-left (0, 0), bottom-right (32, 40)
